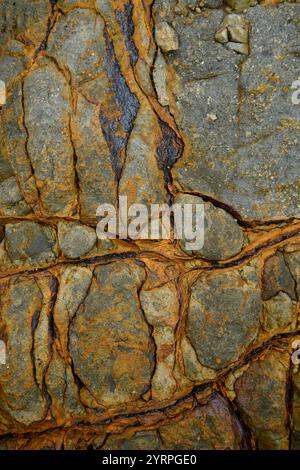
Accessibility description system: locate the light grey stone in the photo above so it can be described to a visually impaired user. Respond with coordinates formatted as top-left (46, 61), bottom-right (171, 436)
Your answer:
top-left (175, 194), bottom-right (244, 260)
top-left (5, 221), bottom-right (57, 264)
top-left (155, 21), bottom-right (179, 52)
top-left (170, 5), bottom-right (300, 222)
top-left (58, 222), bottom-right (96, 259)
top-left (153, 50), bottom-right (169, 106)
top-left (263, 292), bottom-right (297, 333)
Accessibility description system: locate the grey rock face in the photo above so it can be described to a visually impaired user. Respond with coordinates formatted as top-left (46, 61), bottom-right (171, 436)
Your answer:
top-left (225, 0), bottom-right (257, 12)
top-left (155, 21), bottom-right (179, 52)
top-left (169, 5), bottom-right (300, 222)
top-left (153, 50), bottom-right (169, 106)
top-left (69, 261), bottom-right (153, 406)
top-left (24, 61), bottom-right (77, 216)
top-left (58, 222), bottom-right (96, 259)
top-left (235, 349), bottom-right (290, 450)
top-left (0, 276), bottom-right (47, 425)
top-left (0, 0), bottom-right (51, 46)
top-left (262, 251), bottom-right (296, 301)
top-left (215, 14), bottom-right (249, 53)
top-left (262, 292), bottom-right (297, 334)
top-left (5, 221), bottom-right (57, 264)
top-left (175, 194), bottom-right (244, 260)
top-left (159, 394), bottom-right (245, 450)
top-left (71, 94), bottom-right (117, 225)
top-left (103, 431), bottom-right (162, 450)
top-left (0, 0), bottom-right (300, 451)
top-left (0, 177), bottom-right (31, 216)
top-left (285, 249), bottom-right (300, 298)
top-left (187, 268), bottom-right (262, 369)
top-left (48, 9), bottom-right (107, 84)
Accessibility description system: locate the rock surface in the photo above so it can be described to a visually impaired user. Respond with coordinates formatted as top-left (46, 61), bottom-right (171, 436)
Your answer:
top-left (175, 193), bottom-right (244, 260)
top-left (57, 221), bottom-right (96, 259)
top-left (0, 0), bottom-right (299, 451)
top-left (168, 5), bottom-right (300, 222)
top-left (187, 267), bottom-right (262, 370)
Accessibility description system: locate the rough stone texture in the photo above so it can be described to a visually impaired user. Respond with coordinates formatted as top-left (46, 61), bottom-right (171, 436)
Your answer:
top-left (155, 21), bottom-right (179, 53)
top-left (0, 0), bottom-right (299, 451)
top-left (262, 251), bottom-right (296, 301)
top-left (285, 248), bottom-right (300, 298)
top-left (140, 283), bottom-right (178, 400)
top-left (0, 0), bottom-right (51, 46)
top-left (24, 60), bottom-right (78, 216)
top-left (235, 348), bottom-right (291, 450)
top-left (262, 292), bottom-right (297, 334)
top-left (159, 394), bottom-right (246, 450)
top-left (0, 274), bottom-right (53, 427)
top-left (292, 366), bottom-right (300, 449)
top-left (5, 221), bottom-right (57, 265)
top-left (69, 261), bottom-right (153, 406)
top-left (153, 50), bottom-right (169, 107)
top-left (175, 193), bottom-right (244, 260)
top-left (168, 5), bottom-right (300, 222)
top-left (57, 221), bottom-right (96, 259)
top-left (187, 267), bottom-right (262, 370)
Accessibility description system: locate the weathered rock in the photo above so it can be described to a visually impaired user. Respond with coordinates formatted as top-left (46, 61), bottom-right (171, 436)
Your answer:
top-left (103, 431), bottom-right (161, 450)
top-left (57, 221), bottom-right (96, 259)
top-left (0, 55), bottom-right (25, 89)
top-left (0, 79), bottom-right (5, 106)
top-left (5, 221), bottom-right (57, 264)
top-left (187, 268), bottom-right (262, 369)
top-left (262, 251), bottom-right (296, 301)
top-left (0, 0), bottom-right (51, 46)
top-left (45, 351), bottom-right (85, 422)
top-left (262, 292), bottom-right (297, 334)
top-left (48, 9), bottom-right (106, 84)
top-left (0, 83), bottom-right (36, 215)
top-left (0, 176), bottom-right (31, 216)
top-left (155, 21), bottom-right (179, 52)
top-left (285, 249), bottom-right (300, 298)
top-left (225, 0), bottom-right (257, 11)
top-left (160, 394), bottom-right (246, 449)
top-left (101, 393), bottom-right (247, 449)
top-left (215, 27), bottom-right (228, 44)
top-left (0, 276), bottom-right (47, 425)
top-left (140, 283), bottom-right (178, 400)
top-left (69, 261), bottom-right (154, 406)
top-left (171, 6), bottom-right (300, 222)
top-left (24, 60), bottom-right (77, 216)
top-left (205, 0), bottom-right (224, 8)
top-left (175, 194), bottom-right (244, 260)
top-left (0, 0), bottom-right (299, 451)
top-left (57, 0), bottom-right (96, 13)
top-left (292, 365), bottom-right (300, 450)
top-left (215, 14), bottom-right (249, 46)
top-left (119, 104), bottom-right (166, 207)
top-left (71, 94), bottom-right (117, 225)
top-left (235, 349), bottom-right (290, 449)
top-left (226, 41), bottom-right (249, 55)
top-left (153, 50), bottom-right (169, 107)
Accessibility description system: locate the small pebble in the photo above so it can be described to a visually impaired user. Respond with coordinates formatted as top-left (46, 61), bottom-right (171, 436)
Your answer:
top-left (0, 80), bottom-right (6, 106)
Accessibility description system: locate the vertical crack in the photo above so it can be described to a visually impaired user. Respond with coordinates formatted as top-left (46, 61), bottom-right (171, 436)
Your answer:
top-left (99, 28), bottom-right (140, 183)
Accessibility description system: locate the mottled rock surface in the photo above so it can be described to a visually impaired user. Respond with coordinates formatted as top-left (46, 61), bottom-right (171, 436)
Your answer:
top-left (235, 349), bottom-right (291, 450)
top-left (0, 0), bottom-right (299, 451)
top-left (187, 267), bottom-right (262, 369)
top-left (168, 5), bottom-right (300, 222)
top-left (175, 193), bottom-right (244, 260)
top-left (57, 221), bottom-right (96, 258)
